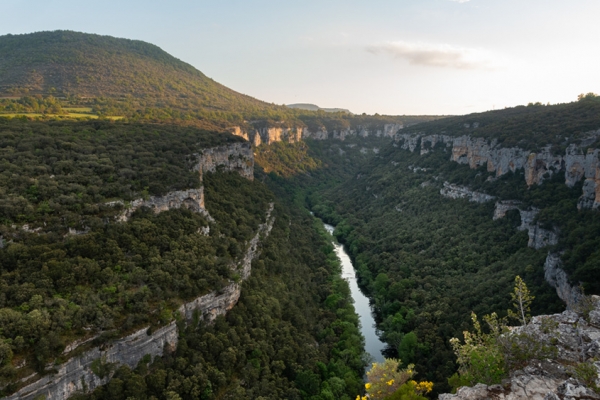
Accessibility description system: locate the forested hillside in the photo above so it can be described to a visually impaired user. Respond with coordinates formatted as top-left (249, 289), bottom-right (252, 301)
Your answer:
top-left (249, 97), bottom-right (600, 396)
top-left (0, 31), bottom-right (443, 130)
top-left (0, 119), bottom-right (369, 400)
top-left (74, 205), bottom-right (367, 400)
top-left (401, 93), bottom-right (600, 149)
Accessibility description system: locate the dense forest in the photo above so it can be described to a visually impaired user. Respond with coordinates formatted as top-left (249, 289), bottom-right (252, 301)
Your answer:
top-left (400, 93), bottom-right (600, 149)
top-left (252, 101), bottom-right (600, 394)
top-left (0, 119), bottom-right (373, 400)
top-left (73, 205), bottom-right (368, 400)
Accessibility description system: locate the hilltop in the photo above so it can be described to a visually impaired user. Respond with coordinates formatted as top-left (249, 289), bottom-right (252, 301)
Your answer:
top-left (0, 31), bottom-right (277, 115)
top-left (287, 103), bottom-right (353, 114)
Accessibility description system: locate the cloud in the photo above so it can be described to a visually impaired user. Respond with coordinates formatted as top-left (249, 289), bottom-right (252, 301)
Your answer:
top-left (367, 41), bottom-right (498, 70)
top-left (449, 0), bottom-right (471, 3)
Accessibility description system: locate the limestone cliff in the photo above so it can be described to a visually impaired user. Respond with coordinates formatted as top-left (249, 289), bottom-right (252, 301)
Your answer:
top-left (112, 142), bottom-right (254, 223)
top-left (230, 123), bottom-right (404, 146)
top-left (116, 188), bottom-right (206, 222)
top-left (395, 132), bottom-right (600, 210)
top-left (439, 296), bottom-right (600, 400)
top-left (544, 253), bottom-right (583, 309)
top-left (492, 201), bottom-right (579, 308)
top-left (5, 203), bottom-right (275, 400)
top-left (440, 182), bottom-right (496, 203)
top-left (193, 142), bottom-right (254, 181)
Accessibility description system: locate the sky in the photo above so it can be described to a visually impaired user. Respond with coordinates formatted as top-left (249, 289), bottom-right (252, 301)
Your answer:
top-left (1, 0), bottom-right (600, 115)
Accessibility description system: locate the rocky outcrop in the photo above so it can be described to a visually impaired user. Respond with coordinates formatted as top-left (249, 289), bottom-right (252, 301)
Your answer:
top-left (230, 123), bottom-right (404, 146)
top-left (493, 202), bottom-right (559, 250)
top-left (113, 142), bottom-right (254, 222)
top-left (492, 202), bottom-right (578, 307)
top-left (440, 182), bottom-right (496, 203)
top-left (5, 323), bottom-right (178, 400)
top-left (439, 296), bottom-right (600, 400)
top-left (439, 364), bottom-right (599, 400)
top-left (544, 253), bottom-right (583, 309)
top-left (6, 203), bottom-right (275, 400)
top-left (116, 188), bottom-right (206, 222)
top-left (394, 132), bottom-right (600, 210)
top-left (493, 201), bottom-right (522, 220)
top-left (194, 142), bottom-right (254, 181)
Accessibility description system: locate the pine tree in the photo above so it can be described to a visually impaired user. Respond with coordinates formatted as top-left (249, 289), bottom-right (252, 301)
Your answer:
top-left (508, 276), bottom-right (534, 326)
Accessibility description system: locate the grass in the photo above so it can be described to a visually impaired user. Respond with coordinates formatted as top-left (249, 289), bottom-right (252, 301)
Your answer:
top-left (0, 113), bottom-right (124, 120)
top-left (64, 107), bottom-right (93, 113)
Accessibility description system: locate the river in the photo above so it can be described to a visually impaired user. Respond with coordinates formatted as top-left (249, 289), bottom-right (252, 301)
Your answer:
top-left (323, 223), bottom-right (386, 365)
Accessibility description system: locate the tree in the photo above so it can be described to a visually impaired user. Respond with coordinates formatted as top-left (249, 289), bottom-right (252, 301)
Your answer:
top-left (508, 276), bottom-right (534, 326)
top-left (362, 358), bottom-right (432, 400)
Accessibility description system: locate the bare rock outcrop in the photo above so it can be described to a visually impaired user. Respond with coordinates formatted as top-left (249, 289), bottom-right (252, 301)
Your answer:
top-left (544, 253), bottom-right (583, 309)
top-left (230, 123), bottom-right (404, 146)
top-left (440, 182), bottom-right (496, 203)
top-left (439, 297), bottom-right (600, 400)
top-left (117, 188), bottom-right (206, 222)
top-left (394, 132), bottom-right (600, 210)
top-left (194, 142), bottom-right (254, 181)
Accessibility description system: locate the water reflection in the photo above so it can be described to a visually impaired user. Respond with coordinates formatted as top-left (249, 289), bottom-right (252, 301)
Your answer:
top-left (323, 223), bottom-right (385, 365)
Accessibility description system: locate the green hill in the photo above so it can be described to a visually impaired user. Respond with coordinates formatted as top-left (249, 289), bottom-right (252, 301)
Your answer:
top-left (0, 31), bottom-right (275, 114)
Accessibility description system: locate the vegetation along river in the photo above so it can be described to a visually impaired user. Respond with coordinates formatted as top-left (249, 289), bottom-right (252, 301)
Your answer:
top-left (323, 222), bottom-right (386, 366)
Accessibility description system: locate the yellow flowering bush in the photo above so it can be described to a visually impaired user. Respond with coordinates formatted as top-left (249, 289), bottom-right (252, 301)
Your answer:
top-left (359, 358), bottom-right (433, 400)
top-left (364, 358), bottom-right (415, 399)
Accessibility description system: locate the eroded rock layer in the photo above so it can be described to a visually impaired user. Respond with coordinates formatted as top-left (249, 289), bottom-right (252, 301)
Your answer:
top-left (395, 132), bottom-right (600, 210)
top-left (439, 296), bottom-right (600, 400)
top-left (5, 204), bottom-right (275, 400)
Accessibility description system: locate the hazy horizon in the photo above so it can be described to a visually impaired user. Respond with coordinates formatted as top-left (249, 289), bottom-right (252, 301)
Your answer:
top-left (1, 0), bottom-right (599, 115)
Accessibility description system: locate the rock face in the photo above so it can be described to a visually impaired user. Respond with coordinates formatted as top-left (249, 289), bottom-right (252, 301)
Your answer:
top-left (5, 324), bottom-right (179, 400)
top-left (117, 188), bottom-right (206, 222)
top-left (115, 142), bottom-right (254, 222)
top-left (544, 253), bottom-right (583, 309)
top-left (6, 203), bottom-right (275, 400)
top-left (492, 202), bottom-right (576, 307)
top-left (440, 182), bottom-right (496, 203)
top-left (230, 123), bottom-right (404, 146)
top-left (395, 132), bottom-right (600, 210)
top-left (439, 296), bottom-right (600, 400)
top-left (193, 142), bottom-right (254, 181)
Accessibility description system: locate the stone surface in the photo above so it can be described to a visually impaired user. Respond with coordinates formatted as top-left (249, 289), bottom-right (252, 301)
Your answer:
top-left (544, 253), bottom-right (583, 309)
top-left (117, 188), bottom-right (206, 222)
top-left (493, 201), bottom-right (522, 220)
top-left (5, 323), bottom-right (178, 400)
top-left (440, 182), bottom-right (496, 203)
top-left (194, 142), bottom-right (254, 181)
top-left (439, 298), bottom-right (600, 399)
top-left (230, 123), bottom-right (403, 146)
top-left (393, 132), bottom-right (600, 210)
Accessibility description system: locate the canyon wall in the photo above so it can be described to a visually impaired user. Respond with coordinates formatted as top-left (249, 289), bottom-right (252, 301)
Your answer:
top-left (4, 145), bottom-right (266, 400)
top-left (6, 203), bottom-right (275, 400)
top-left (116, 188), bottom-right (206, 222)
top-left (395, 131), bottom-right (600, 210)
top-left (230, 123), bottom-right (404, 147)
top-left (193, 142), bottom-right (254, 181)
top-left (491, 201), bottom-right (580, 308)
top-left (112, 142), bottom-right (253, 223)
